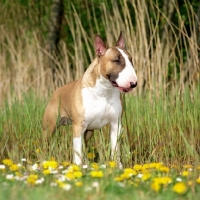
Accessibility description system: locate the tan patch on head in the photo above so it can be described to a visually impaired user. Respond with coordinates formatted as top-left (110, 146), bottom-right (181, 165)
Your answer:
top-left (99, 47), bottom-right (126, 81)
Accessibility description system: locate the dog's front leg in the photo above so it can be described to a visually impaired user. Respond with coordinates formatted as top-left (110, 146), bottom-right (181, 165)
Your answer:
top-left (73, 124), bottom-right (86, 165)
top-left (110, 119), bottom-right (123, 168)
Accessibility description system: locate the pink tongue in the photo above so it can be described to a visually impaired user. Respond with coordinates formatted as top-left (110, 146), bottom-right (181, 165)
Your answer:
top-left (117, 87), bottom-right (133, 93)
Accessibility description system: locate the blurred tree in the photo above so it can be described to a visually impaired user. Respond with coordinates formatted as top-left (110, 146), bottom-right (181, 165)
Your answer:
top-left (47, 0), bottom-right (64, 79)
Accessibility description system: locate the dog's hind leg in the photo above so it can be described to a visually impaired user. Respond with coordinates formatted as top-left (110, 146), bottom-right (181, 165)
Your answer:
top-left (84, 130), bottom-right (94, 147)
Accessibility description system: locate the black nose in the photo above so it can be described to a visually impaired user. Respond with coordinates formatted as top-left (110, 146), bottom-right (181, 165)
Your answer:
top-left (130, 82), bottom-right (137, 88)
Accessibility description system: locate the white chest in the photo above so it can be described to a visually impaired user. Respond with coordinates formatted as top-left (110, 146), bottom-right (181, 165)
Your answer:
top-left (82, 86), bottom-right (122, 130)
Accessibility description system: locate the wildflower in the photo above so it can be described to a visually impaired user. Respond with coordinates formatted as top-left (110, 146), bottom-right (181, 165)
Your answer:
top-left (42, 161), bottom-right (58, 170)
top-left (133, 164), bottom-right (143, 171)
top-left (181, 171), bottom-right (189, 177)
top-left (91, 163), bottom-right (99, 170)
top-left (6, 174), bottom-right (14, 180)
top-left (65, 172), bottom-right (75, 180)
top-left (87, 152), bottom-right (95, 159)
top-left (142, 173), bottom-right (151, 181)
top-left (31, 163), bottom-right (38, 171)
top-left (2, 159), bottom-right (13, 166)
top-left (114, 176), bottom-right (124, 182)
top-left (108, 161), bottom-right (116, 168)
top-left (196, 166), bottom-right (200, 170)
top-left (69, 164), bottom-right (80, 172)
top-left (151, 181), bottom-right (160, 192)
top-left (124, 168), bottom-right (137, 177)
top-left (74, 171), bottom-right (82, 178)
top-left (92, 181), bottom-right (99, 188)
top-left (42, 169), bottom-right (51, 175)
top-left (176, 177), bottom-right (182, 182)
top-left (100, 164), bottom-right (106, 169)
top-left (21, 158), bottom-right (26, 162)
top-left (0, 165), bottom-right (6, 170)
top-left (35, 178), bottom-right (45, 185)
top-left (90, 170), bottom-right (103, 178)
top-left (142, 164), bottom-right (150, 170)
top-left (10, 164), bottom-right (19, 171)
top-left (153, 177), bottom-right (172, 185)
top-left (75, 181), bottom-right (83, 187)
top-left (82, 165), bottom-right (88, 169)
top-left (159, 166), bottom-right (170, 173)
top-left (173, 182), bottom-right (187, 194)
top-left (26, 174), bottom-right (38, 185)
top-left (36, 148), bottom-right (40, 154)
top-left (196, 177), bottom-right (200, 184)
top-left (62, 161), bottom-right (71, 167)
top-left (60, 183), bottom-right (72, 191)
top-left (187, 181), bottom-right (193, 186)
top-left (151, 177), bottom-right (172, 192)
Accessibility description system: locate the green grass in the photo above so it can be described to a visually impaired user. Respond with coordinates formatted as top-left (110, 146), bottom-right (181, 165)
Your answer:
top-left (0, 86), bottom-right (200, 199)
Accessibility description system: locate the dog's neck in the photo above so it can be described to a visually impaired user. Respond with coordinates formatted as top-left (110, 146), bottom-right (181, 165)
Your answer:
top-left (82, 58), bottom-right (119, 98)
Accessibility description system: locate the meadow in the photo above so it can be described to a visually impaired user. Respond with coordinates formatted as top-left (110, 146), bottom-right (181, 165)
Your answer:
top-left (0, 87), bottom-right (200, 199)
top-left (0, 0), bottom-right (200, 199)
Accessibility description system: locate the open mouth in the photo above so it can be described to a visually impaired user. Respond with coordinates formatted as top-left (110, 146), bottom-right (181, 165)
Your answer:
top-left (110, 81), bottom-right (133, 93)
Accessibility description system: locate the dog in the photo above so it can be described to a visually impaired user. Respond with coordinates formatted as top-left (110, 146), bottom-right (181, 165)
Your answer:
top-left (43, 32), bottom-right (137, 167)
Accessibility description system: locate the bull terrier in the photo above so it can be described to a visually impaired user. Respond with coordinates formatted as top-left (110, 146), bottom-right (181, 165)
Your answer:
top-left (43, 32), bottom-right (137, 167)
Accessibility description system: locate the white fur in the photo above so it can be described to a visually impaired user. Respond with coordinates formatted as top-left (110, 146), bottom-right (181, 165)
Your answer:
top-left (82, 75), bottom-right (122, 165)
top-left (73, 137), bottom-right (82, 165)
top-left (82, 75), bottom-right (122, 130)
top-left (116, 48), bottom-right (137, 88)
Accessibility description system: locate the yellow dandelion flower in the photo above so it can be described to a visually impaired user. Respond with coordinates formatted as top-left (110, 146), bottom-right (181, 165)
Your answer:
top-left (181, 171), bottom-right (189, 177)
top-left (36, 148), bottom-right (40, 153)
top-left (159, 166), bottom-right (170, 173)
top-left (124, 168), bottom-right (137, 177)
top-left (65, 172), bottom-right (75, 180)
top-left (154, 162), bottom-right (163, 169)
top-left (196, 177), bottom-right (200, 184)
top-left (75, 181), bottom-right (83, 187)
top-left (114, 176), bottom-right (124, 182)
top-left (69, 164), bottom-right (80, 171)
top-left (27, 174), bottom-right (38, 185)
top-left (143, 164), bottom-right (150, 170)
top-left (133, 164), bottom-right (143, 171)
top-left (10, 164), bottom-right (19, 171)
top-left (90, 170), bottom-right (103, 178)
top-left (42, 161), bottom-right (58, 170)
top-left (142, 173), bottom-right (151, 181)
top-left (153, 177), bottom-right (172, 185)
top-left (196, 166), bottom-right (200, 170)
top-left (74, 171), bottom-right (82, 178)
top-left (173, 182), bottom-right (187, 194)
top-left (43, 169), bottom-right (51, 175)
top-left (2, 159), bottom-right (13, 166)
top-left (108, 161), bottom-right (116, 168)
top-left (187, 181), bottom-right (193, 186)
top-left (62, 161), bottom-right (71, 167)
top-left (151, 181), bottom-right (160, 192)
top-left (91, 163), bottom-right (99, 170)
top-left (87, 152), bottom-right (95, 159)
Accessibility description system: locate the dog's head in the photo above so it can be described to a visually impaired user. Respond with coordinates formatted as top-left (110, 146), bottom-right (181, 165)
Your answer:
top-left (94, 32), bottom-right (137, 93)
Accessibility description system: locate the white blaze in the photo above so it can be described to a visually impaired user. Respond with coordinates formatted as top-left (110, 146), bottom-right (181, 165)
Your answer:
top-left (116, 48), bottom-right (137, 88)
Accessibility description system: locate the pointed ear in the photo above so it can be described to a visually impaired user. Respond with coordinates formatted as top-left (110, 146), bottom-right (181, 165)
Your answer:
top-left (116, 31), bottom-right (125, 48)
top-left (94, 35), bottom-right (107, 56)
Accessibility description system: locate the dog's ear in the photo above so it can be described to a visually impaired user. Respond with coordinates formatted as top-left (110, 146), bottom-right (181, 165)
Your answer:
top-left (94, 35), bottom-right (107, 56)
top-left (116, 31), bottom-right (125, 48)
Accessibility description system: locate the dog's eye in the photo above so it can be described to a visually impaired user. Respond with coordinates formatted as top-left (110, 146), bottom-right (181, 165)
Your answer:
top-left (113, 59), bottom-right (120, 63)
